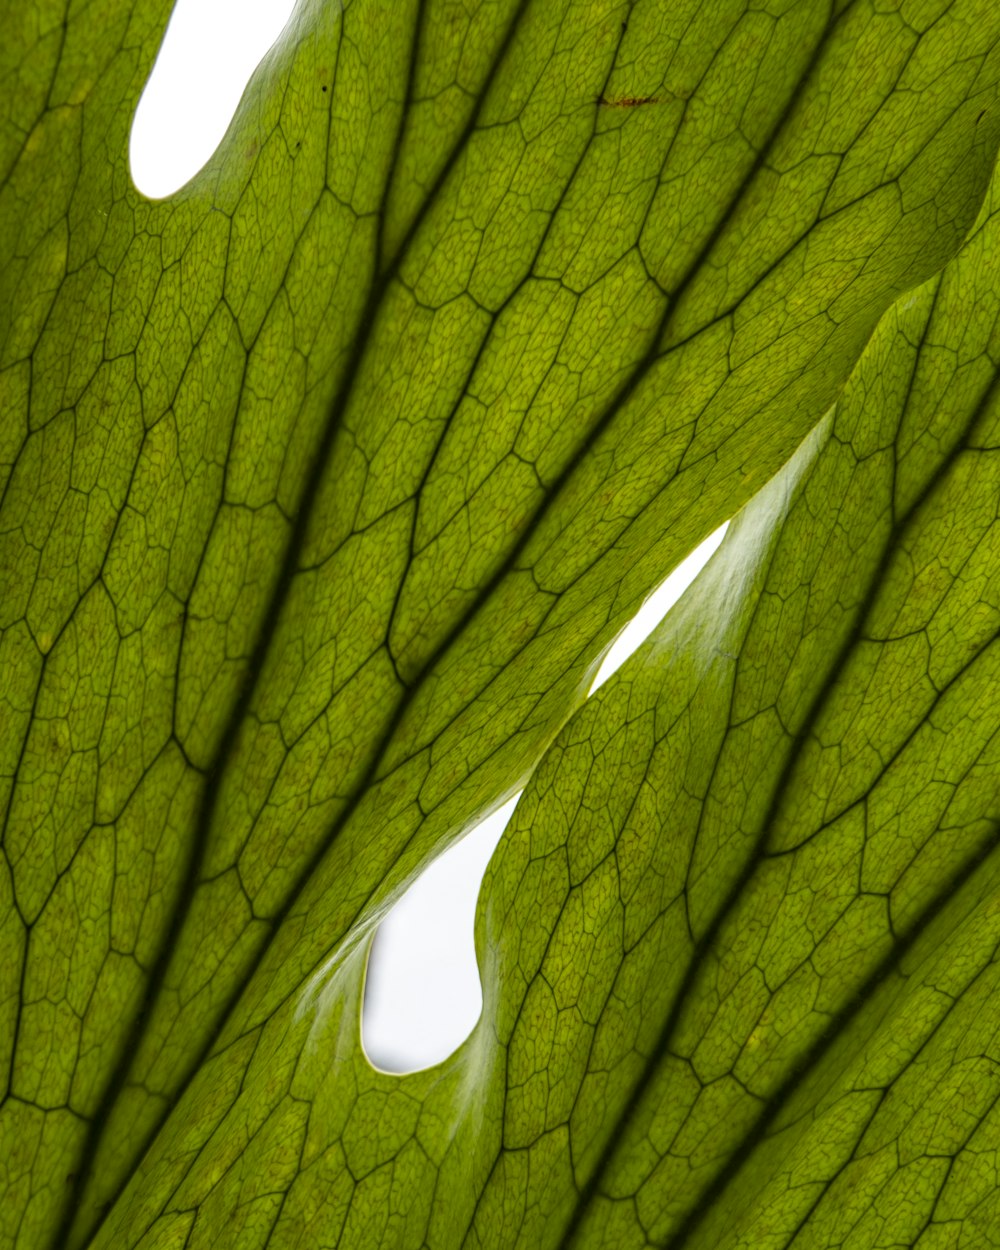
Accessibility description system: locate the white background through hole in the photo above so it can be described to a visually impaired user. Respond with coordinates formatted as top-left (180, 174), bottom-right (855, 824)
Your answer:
top-left (129, 0), bottom-right (296, 198)
top-left (364, 523), bottom-right (728, 1072)
top-left (131, 2), bottom-right (731, 1075)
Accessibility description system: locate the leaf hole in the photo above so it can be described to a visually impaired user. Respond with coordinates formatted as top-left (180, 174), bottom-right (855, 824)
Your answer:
top-left (362, 796), bottom-right (519, 1074)
top-left (362, 522), bottom-right (729, 1074)
top-left (129, 0), bottom-right (296, 198)
top-left (590, 520), bottom-right (729, 692)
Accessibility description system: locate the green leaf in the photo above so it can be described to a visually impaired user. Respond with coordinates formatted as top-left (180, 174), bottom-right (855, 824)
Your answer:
top-left (3, 1), bottom-right (1000, 1248)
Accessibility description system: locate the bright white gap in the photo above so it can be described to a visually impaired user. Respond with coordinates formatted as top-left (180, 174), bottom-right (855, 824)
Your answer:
top-left (364, 522), bottom-right (729, 1072)
top-left (363, 796), bottom-right (520, 1073)
top-left (129, 0), bottom-right (296, 198)
top-left (590, 521), bottom-right (729, 693)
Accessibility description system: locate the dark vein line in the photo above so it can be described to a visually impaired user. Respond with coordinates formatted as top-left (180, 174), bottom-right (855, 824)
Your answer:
top-left (56, 2), bottom-right (533, 1244)
top-left (666, 822), bottom-right (1000, 1250)
top-left (559, 299), bottom-right (1000, 1250)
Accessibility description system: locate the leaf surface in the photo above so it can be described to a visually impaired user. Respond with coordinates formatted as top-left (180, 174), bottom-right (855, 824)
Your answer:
top-left (3, 1), bottom-right (1000, 1247)
top-left (112, 152), bottom-right (1000, 1250)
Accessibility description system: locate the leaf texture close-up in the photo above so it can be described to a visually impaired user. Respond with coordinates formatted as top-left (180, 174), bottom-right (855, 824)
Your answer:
top-left (5, 0), bottom-right (1000, 1247)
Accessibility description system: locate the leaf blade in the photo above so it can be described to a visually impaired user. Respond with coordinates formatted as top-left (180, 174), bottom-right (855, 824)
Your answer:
top-left (4, 1), bottom-right (1000, 1246)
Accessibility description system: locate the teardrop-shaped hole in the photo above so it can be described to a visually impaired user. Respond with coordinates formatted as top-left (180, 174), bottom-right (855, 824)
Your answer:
top-left (362, 523), bottom-right (729, 1074)
top-left (362, 797), bottom-right (519, 1074)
